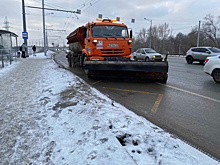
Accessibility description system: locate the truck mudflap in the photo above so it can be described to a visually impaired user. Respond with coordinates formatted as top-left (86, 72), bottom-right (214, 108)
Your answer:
top-left (83, 61), bottom-right (168, 83)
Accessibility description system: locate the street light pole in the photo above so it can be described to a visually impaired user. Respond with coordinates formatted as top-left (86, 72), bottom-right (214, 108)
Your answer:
top-left (197, 20), bottom-right (201, 47)
top-left (144, 18), bottom-right (152, 48)
top-left (22, 0), bottom-right (28, 56)
top-left (42, 0), bottom-right (46, 56)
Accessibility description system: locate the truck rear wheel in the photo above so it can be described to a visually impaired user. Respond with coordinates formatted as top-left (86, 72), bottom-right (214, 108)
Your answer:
top-left (68, 59), bottom-right (72, 67)
top-left (71, 57), bottom-right (77, 68)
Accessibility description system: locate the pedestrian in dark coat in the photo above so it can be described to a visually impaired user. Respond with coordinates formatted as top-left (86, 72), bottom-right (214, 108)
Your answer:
top-left (21, 43), bottom-right (27, 58)
top-left (32, 45), bottom-right (36, 56)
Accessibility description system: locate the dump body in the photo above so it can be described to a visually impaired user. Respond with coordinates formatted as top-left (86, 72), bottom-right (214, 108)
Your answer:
top-left (67, 27), bottom-right (84, 53)
top-left (66, 19), bottom-right (168, 83)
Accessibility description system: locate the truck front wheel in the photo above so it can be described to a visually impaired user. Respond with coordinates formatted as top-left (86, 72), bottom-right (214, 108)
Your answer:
top-left (68, 57), bottom-right (72, 67)
top-left (71, 57), bottom-right (77, 68)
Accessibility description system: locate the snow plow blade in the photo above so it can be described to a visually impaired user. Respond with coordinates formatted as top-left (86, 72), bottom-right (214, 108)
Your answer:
top-left (83, 61), bottom-right (168, 82)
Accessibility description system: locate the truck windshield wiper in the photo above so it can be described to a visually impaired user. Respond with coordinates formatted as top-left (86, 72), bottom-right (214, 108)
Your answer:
top-left (114, 34), bottom-right (121, 39)
top-left (103, 34), bottom-right (112, 36)
top-left (93, 34), bottom-right (102, 37)
top-left (103, 34), bottom-right (118, 39)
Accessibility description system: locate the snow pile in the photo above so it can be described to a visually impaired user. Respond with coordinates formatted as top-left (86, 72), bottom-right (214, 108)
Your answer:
top-left (0, 52), bottom-right (219, 165)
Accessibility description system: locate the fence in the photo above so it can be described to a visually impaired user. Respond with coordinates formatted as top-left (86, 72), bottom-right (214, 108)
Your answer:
top-left (0, 48), bottom-right (18, 69)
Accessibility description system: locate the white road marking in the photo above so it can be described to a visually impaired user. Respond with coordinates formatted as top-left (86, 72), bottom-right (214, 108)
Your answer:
top-left (158, 83), bottom-right (220, 103)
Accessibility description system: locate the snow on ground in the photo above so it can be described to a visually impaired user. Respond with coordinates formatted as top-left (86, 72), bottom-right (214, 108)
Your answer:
top-left (0, 51), bottom-right (219, 165)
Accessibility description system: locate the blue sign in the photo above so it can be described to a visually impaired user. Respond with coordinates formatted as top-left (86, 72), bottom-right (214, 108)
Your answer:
top-left (22, 32), bottom-right (28, 39)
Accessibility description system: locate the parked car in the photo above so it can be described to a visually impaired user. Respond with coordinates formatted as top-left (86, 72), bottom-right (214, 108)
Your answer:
top-left (132, 48), bottom-right (163, 62)
top-left (204, 55), bottom-right (220, 83)
top-left (186, 47), bottom-right (220, 64)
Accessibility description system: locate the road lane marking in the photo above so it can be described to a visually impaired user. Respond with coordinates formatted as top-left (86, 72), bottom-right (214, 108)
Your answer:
top-left (93, 80), bottom-right (102, 85)
top-left (151, 94), bottom-right (163, 112)
top-left (158, 83), bottom-right (220, 103)
top-left (101, 87), bottom-right (162, 113)
top-left (101, 87), bottom-right (158, 95)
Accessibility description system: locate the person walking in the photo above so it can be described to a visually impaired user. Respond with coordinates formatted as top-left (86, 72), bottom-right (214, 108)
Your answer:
top-left (32, 45), bottom-right (36, 56)
top-left (21, 43), bottom-right (27, 58)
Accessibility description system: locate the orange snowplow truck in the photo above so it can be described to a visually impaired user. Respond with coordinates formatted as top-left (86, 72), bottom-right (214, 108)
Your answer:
top-left (66, 18), bottom-right (168, 83)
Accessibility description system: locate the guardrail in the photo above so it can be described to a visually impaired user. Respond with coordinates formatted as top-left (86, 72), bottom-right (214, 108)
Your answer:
top-left (162, 53), bottom-right (186, 57)
top-left (0, 48), bottom-right (18, 69)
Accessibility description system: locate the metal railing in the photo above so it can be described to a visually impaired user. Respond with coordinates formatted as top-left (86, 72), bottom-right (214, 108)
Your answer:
top-left (0, 48), bottom-right (18, 69)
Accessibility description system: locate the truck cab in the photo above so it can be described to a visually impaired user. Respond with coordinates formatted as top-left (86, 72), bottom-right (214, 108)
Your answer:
top-left (83, 19), bottom-right (132, 61)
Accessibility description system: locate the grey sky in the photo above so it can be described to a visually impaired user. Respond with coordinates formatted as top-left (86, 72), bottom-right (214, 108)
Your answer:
top-left (1, 0), bottom-right (220, 47)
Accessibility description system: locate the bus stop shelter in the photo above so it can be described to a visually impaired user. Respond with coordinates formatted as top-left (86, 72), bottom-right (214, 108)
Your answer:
top-left (0, 30), bottom-right (19, 68)
top-left (0, 29), bottom-right (18, 50)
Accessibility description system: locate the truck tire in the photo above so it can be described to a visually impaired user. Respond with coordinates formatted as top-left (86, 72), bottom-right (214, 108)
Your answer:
top-left (68, 57), bottom-right (72, 67)
top-left (71, 56), bottom-right (77, 68)
top-left (66, 53), bottom-right (72, 67)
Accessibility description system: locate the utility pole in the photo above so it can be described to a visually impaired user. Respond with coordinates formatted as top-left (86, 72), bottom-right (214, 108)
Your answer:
top-left (22, 0), bottom-right (28, 56)
top-left (197, 20), bottom-right (201, 47)
top-left (26, 5), bottom-right (81, 56)
top-left (42, 0), bottom-right (46, 56)
top-left (149, 20), bottom-right (152, 48)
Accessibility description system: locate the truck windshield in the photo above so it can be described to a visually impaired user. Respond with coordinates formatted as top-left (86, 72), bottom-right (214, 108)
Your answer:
top-left (92, 25), bottom-right (129, 38)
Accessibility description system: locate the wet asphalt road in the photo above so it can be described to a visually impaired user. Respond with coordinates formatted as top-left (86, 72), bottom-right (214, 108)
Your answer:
top-left (54, 52), bottom-right (220, 160)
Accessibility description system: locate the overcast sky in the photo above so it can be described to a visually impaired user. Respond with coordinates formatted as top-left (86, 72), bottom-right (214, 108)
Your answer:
top-left (1, 0), bottom-right (220, 47)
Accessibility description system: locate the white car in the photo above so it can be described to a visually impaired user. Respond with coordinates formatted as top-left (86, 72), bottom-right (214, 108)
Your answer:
top-left (204, 55), bottom-right (220, 83)
top-left (186, 47), bottom-right (220, 64)
top-left (132, 48), bottom-right (163, 62)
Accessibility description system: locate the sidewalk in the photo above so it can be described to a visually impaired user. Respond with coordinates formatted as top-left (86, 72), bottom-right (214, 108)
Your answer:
top-left (0, 51), bottom-right (219, 165)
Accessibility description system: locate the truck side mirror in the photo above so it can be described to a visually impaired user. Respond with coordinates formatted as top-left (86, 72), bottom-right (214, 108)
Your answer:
top-left (130, 30), bottom-right (132, 39)
top-left (83, 27), bottom-right (87, 38)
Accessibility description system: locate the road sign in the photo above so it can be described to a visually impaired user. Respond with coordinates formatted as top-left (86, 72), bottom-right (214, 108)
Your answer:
top-left (22, 32), bottom-right (28, 39)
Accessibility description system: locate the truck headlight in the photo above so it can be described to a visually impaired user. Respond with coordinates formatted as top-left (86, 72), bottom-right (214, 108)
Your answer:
top-left (93, 40), bottom-right (98, 43)
top-left (128, 40), bottom-right (132, 44)
top-left (92, 58), bottom-right (100, 61)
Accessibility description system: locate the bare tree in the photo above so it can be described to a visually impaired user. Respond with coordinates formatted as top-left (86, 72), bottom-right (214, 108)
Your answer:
top-left (202, 14), bottom-right (220, 47)
top-left (136, 28), bottom-right (147, 43)
top-left (131, 16), bottom-right (220, 55)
